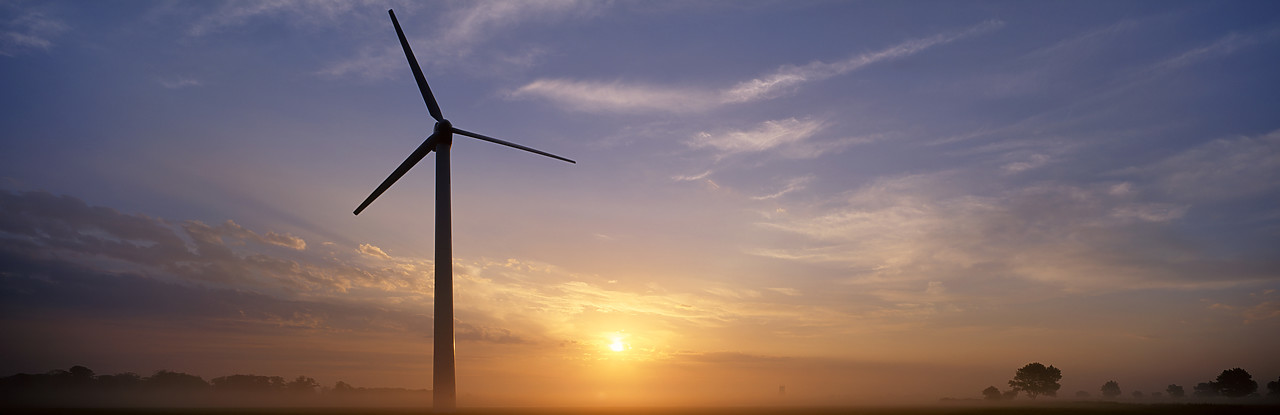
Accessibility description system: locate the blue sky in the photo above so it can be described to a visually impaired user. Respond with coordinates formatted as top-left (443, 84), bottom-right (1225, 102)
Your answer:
top-left (2, 0), bottom-right (1279, 405)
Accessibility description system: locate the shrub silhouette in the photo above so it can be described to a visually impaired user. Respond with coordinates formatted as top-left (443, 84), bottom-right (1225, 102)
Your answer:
top-left (1100, 380), bottom-right (1121, 399)
top-left (982, 386), bottom-right (1002, 400)
top-left (1194, 381), bottom-right (1221, 398)
top-left (1166, 384), bottom-right (1185, 398)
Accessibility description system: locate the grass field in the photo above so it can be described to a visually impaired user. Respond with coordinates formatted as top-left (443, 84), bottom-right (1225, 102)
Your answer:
top-left (5, 403), bottom-right (1280, 415)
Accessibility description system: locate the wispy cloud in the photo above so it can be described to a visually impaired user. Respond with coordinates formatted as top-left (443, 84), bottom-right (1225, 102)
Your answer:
top-left (766, 287), bottom-right (801, 297)
top-left (926, 17), bottom-right (1276, 150)
top-left (218, 219), bottom-right (307, 250)
top-left (687, 118), bottom-right (826, 157)
top-left (357, 242), bottom-right (391, 259)
top-left (752, 175), bottom-right (815, 200)
top-left (1152, 28), bottom-right (1277, 72)
top-left (319, 0), bottom-right (600, 79)
top-left (671, 170), bottom-right (713, 182)
top-left (511, 19), bottom-right (1004, 113)
top-left (510, 79), bottom-right (720, 113)
top-left (1001, 153), bottom-right (1052, 174)
top-left (314, 45), bottom-right (403, 80)
top-left (1208, 290), bottom-right (1280, 323)
top-left (0, 4), bottom-right (68, 57)
top-left (186, 0), bottom-right (365, 37)
top-left (722, 19), bottom-right (1005, 103)
top-left (158, 76), bottom-right (202, 89)
top-left (1110, 203), bottom-right (1187, 223)
top-left (180, 1), bottom-right (412, 79)
top-left (435, 0), bottom-right (596, 55)
top-left (684, 118), bottom-right (872, 160)
top-left (1023, 18), bottom-right (1144, 61)
top-left (1123, 129), bottom-right (1280, 201)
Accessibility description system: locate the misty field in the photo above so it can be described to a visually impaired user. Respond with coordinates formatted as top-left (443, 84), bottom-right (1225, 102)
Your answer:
top-left (6, 403), bottom-right (1280, 415)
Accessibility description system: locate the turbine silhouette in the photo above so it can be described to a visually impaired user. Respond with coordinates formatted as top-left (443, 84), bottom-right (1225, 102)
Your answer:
top-left (353, 9), bottom-right (575, 412)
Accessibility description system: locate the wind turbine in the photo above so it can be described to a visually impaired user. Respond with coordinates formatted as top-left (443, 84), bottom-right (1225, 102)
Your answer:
top-left (353, 9), bottom-right (575, 412)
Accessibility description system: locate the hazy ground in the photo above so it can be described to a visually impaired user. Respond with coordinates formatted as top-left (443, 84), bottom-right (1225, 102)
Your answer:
top-left (6, 403), bottom-right (1280, 415)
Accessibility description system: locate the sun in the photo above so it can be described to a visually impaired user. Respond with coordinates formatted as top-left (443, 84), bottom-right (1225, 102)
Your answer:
top-left (607, 332), bottom-right (630, 352)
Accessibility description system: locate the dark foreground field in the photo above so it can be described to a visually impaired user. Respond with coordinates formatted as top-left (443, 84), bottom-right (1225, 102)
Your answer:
top-left (5, 403), bottom-right (1280, 415)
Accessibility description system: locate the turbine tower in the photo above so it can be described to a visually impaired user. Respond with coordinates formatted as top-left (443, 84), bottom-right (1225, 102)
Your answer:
top-left (353, 9), bottom-right (575, 412)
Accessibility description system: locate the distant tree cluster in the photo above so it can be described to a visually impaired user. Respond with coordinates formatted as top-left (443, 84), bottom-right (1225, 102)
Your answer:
top-left (980, 364), bottom-right (1279, 403)
top-left (0, 366), bottom-right (429, 408)
top-left (1172, 367), bottom-right (1266, 399)
top-left (983, 362), bottom-right (1062, 401)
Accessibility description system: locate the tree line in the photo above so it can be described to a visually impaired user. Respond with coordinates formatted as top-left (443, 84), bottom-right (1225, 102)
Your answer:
top-left (0, 365), bottom-right (430, 407)
top-left (982, 363), bottom-right (1280, 402)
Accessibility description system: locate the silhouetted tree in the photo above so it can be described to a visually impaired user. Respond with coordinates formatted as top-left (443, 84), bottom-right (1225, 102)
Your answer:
top-left (0, 373), bottom-right (35, 395)
top-left (96, 372), bottom-right (142, 389)
top-left (1216, 368), bottom-right (1257, 398)
top-left (0, 366), bottom-right (447, 408)
top-left (210, 374), bottom-right (286, 393)
top-left (0, 366), bottom-right (449, 407)
top-left (1131, 390), bottom-right (1144, 399)
top-left (1193, 381), bottom-right (1220, 398)
top-left (145, 370), bottom-right (209, 391)
top-left (1002, 389), bottom-right (1018, 400)
top-left (1268, 377), bottom-right (1280, 398)
top-left (1100, 380), bottom-right (1121, 399)
top-left (1166, 384), bottom-right (1185, 398)
top-left (1008, 362), bottom-right (1062, 399)
top-left (41, 366), bottom-right (95, 392)
top-left (67, 366), bottom-right (95, 381)
top-left (286, 376), bottom-right (320, 394)
top-left (333, 380), bottom-right (356, 393)
top-left (982, 385), bottom-right (1002, 400)
top-left (40, 366), bottom-right (90, 391)
top-left (1075, 391), bottom-right (1090, 398)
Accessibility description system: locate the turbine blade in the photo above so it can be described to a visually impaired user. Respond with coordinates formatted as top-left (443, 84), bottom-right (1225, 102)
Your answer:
top-left (452, 127), bottom-right (576, 164)
top-left (354, 133), bottom-right (440, 215)
top-left (389, 9), bottom-right (444, 122)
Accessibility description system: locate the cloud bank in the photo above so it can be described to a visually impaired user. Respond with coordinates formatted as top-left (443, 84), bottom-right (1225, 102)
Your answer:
top-left (753, 130), bottom-right (1280, 297)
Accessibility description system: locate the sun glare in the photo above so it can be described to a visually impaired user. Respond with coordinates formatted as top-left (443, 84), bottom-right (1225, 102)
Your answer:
top-left (610, 340), bottom-right (625, 352)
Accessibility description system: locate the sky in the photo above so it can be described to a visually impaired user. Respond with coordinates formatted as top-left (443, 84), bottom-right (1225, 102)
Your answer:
top-left (2, 0), bottom-right (1279, 406)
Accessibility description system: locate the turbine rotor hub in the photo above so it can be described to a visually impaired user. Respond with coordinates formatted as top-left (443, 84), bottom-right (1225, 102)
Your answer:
top-left (435, 119), bottom-right (453, 133)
